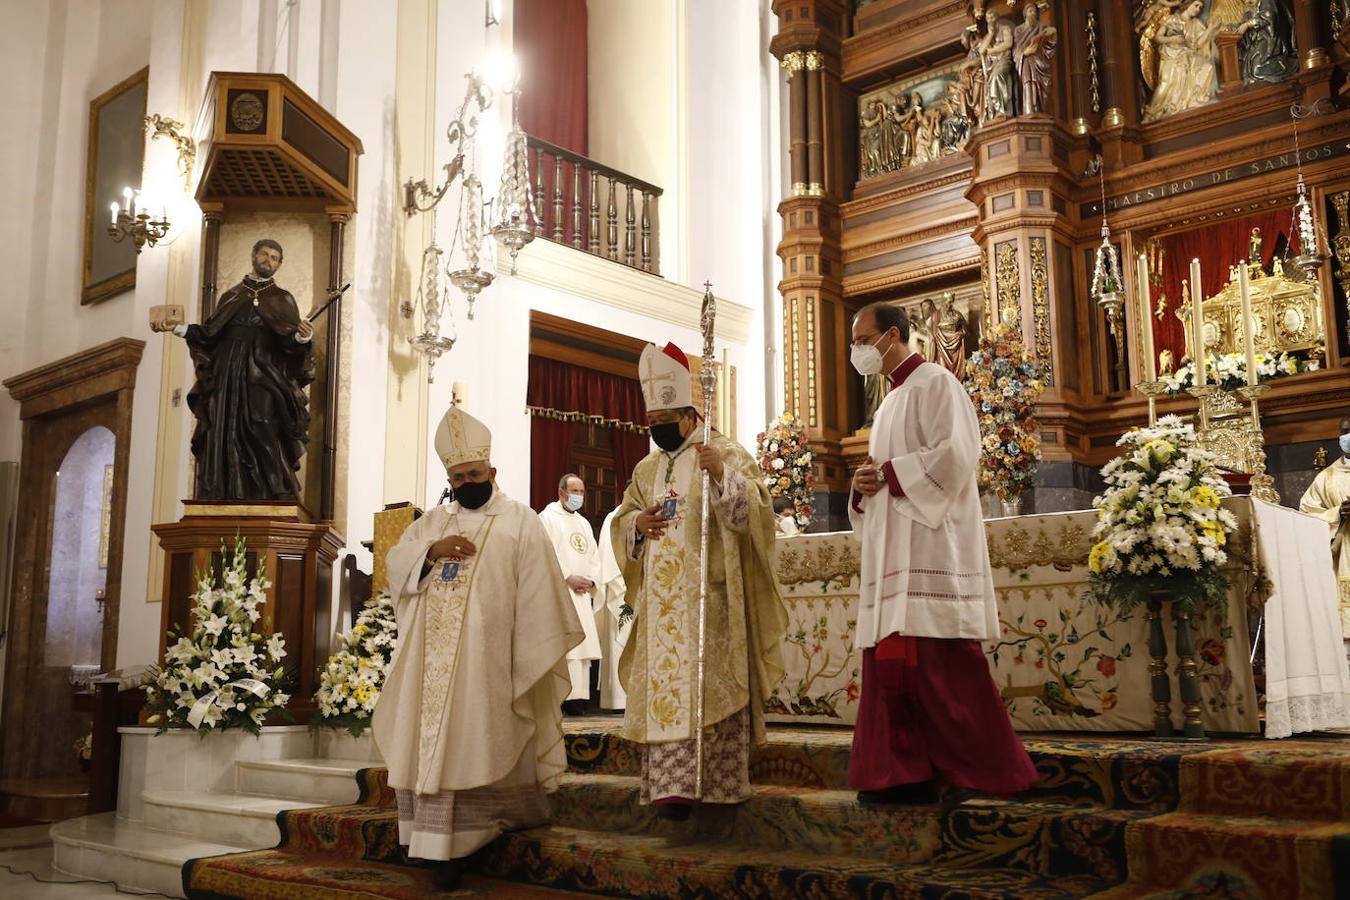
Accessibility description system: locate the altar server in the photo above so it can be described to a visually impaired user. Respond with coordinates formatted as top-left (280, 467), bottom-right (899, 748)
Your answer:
top-left (846, 302), bottom-right (1037, 805)
top-left (612, 342), bottom-right (788, 819)
top-left (1299, 414), bottom-right (1350, 637)
top-left (373, 405), bottom-right (582, 889)
top-left (596, 505), bottom-right (630, 709)
top-left (539, 474), bottom-right (605, 709)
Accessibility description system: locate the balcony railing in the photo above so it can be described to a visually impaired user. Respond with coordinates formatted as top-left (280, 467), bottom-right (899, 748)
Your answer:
top-left (528, 135), bottom-right (662, 276)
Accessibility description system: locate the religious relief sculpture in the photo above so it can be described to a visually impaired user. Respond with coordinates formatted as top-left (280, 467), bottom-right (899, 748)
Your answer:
top-left (151, 239), bottom-right (315, 502)
top-left (1139, 0), bottom-right (1223, 123)
top-left (857, 66), bottom-right (971, 180)
top-left (1237, 0), bottom-right (1299, 84)
top-left (1013, 3), bottom-right (1057, 116)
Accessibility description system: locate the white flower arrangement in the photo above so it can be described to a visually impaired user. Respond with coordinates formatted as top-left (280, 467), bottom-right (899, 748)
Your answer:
top-left (313, 591), bottom-right (398, 737)
top-left (145, 538), bottom-right (290, 734)
top-left (1087, 416), bottom-right (1237, 617)
top-left (1162, 350), bottom-right (1319, 394)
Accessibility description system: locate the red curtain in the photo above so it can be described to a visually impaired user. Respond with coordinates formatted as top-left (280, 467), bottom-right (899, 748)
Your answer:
top-left (514, 0), bottom-right (587, 155)
top-left (526, 356), bottom-right (650, 511)
top-left (1149, 210), bottom-right (1293, 367)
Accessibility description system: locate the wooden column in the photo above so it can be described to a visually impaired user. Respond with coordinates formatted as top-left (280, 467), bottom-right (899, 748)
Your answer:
top-left (322, 212), bottom-right (347, 523)
top-left (1294, 0), bottom-right (1332, 70)
top-left (805, 53), bottom-right (825, 193)
top-left (199, 206), bottom-right (223, 320)
top-left (1066, 0), bottom-right (1098, 136)
top-left (785, 53), bottom-right (809, 192)
top-left (1096, 0), bottom-right (1143, 164)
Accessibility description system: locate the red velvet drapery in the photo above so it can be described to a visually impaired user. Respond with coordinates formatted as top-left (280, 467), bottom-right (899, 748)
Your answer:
top-left (1148, 210), bottom-right (1294, 368)
top-left (514, 0), bottom-right (588, 155)
top-left (526, 356), bottom-right (650, 512)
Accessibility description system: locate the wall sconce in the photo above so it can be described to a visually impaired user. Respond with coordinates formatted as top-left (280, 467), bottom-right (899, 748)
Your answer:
top-left (108, 186), bottom-right (169, 253)
top-left (145, 114), bottom-right (196, 192)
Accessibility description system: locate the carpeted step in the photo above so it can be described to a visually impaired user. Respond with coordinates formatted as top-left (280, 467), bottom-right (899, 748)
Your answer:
top-left (565, 727), bottom-right (1189, 811)
top-left (1096, 809), bottom-right (1350, 900)
top-left (1177, 740), bottom-right (1350, 821)
top-left (478, 824), bottom-right (1120, 899)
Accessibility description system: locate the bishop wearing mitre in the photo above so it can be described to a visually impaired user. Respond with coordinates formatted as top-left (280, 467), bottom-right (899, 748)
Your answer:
top-left (612, 342), bottom-right (787, 820)
top-left (1299, 413), bottom-right (1350, 637)
top-left (372, 405), bottom-right (583, 890)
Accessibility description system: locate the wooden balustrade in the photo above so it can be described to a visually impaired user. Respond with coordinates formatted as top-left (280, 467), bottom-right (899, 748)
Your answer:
top-left (525, 135), bottom-right (661, 275)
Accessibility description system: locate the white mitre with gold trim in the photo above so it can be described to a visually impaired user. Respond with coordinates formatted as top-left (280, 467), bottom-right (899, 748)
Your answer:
top-left (638, 342), bottom-right (692, 411)
top-left (434, 404), bottom-right (492, 470)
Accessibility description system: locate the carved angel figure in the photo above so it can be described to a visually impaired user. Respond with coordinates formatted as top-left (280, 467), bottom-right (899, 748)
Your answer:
top-left (1141, 1), bottom-right (1221, 123)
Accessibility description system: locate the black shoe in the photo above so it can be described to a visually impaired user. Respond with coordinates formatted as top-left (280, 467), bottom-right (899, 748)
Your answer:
top-left (561, 699), bottom-right (587, 717)
top-left (857, 782), bottom-right (939, 806)
top-left (654, 802), bottom-right (694, 821)
top-left (940, 786), bottom-right (979, 810)
top-left (434, 859), bottom-right (462, 891)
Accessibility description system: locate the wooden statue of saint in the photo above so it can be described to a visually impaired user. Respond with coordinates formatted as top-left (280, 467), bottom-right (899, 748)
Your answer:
top-left (151, 238), bottom-right (315, 502)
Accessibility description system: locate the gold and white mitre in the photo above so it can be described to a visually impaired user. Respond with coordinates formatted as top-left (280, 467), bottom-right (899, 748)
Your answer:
top-left (433, 404), bottom-right (492, 469)
top-left (638, 342), bottom-right (692, 411)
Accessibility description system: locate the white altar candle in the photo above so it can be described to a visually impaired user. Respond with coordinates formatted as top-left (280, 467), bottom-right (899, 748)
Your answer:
top-left (123, 186), bottom-right (134, 217)
top-left (1137, 254), bottom-right (1156, 382)
top-left (1190, 258), bottom-right (1205, 387)
top-left (110, 202), bottom-right (119, 225)
top-left (1238, 261), bottom-right (1257, 387)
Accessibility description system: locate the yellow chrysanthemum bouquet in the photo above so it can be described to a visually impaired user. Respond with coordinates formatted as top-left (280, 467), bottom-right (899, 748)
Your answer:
top-left (313, 592), bottom-right (398, 737)
top-left (1086, 416), bottom-right (1236, 617)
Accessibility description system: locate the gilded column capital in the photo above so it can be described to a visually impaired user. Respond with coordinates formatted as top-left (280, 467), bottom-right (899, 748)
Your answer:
top-left (804, 51), bottom-right (824, 71)
top-left (781, 51), bottom-right (807, 74)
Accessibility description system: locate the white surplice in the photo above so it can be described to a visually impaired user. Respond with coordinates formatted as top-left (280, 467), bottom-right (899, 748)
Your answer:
top-left (371, 490), bottom-right (582, 859)
top-left (596, 507), bottom-right (630, 709)
top-left (539, 501), bottom-right (604, 700)
top-left (1298, 457), bottom-right (1350, 638)
top-left (849, 359), bottom-right (999, 649)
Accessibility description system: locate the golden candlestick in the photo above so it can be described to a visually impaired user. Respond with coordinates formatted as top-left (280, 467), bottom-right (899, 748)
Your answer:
top-left (1135, 379), bottom-right (1167, 425)
top-left (1186, 385), bottom-right (1219, 433)
top-left (1234, 383), bottom-right (1279, 504)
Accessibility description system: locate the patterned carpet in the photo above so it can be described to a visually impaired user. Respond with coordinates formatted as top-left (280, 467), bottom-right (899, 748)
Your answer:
top-left (183, 724), bottom-right (1350, 899)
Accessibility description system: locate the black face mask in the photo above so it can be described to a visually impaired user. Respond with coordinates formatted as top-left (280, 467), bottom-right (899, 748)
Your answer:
top-left (454, 480), bottom-right (493, 509)
top-left (650, 421), bottom-right (687, 452)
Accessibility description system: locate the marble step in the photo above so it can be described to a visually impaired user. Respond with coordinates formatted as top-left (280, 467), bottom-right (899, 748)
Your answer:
top-left (51, 811), bottom-right (250, 899)
top-left (141, 789), bottom-right (324, 847)
top-left (233, 756), bottom-right (369, 806)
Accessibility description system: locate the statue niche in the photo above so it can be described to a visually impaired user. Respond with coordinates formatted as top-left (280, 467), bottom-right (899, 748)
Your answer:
top-left (1138, 0), bottom-right (1223, 123)
top-left (151, 238), bottom-right (316, 502)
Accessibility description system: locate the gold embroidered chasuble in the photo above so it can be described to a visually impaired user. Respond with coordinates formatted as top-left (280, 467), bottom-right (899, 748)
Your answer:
top-left (612, 431), bottom-right (787, 746)
top-left (372, 491), bottom-right (583, 798)
top-left (1299, 457), bottom-right (1350, 638)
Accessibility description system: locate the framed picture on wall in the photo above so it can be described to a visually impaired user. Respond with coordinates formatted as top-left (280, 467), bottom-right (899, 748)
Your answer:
top-left (82, 66), bottom-right (148, 306)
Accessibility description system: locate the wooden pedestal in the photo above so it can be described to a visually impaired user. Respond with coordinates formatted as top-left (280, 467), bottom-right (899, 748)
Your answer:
top-left (152, 503), bottom-right (345, 719)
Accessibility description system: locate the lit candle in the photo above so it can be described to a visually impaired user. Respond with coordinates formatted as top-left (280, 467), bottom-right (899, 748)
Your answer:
top-left (1238, 260), bottom-right (1257, 387)
top-left (1137, 254), bottom-right (1156, 382)
top-left (1190, 258), bottom-right (1205, 387)
top-left (110, 201), bottom-right (119, 225)
top-left (123, 186), bottom-right (134, 217)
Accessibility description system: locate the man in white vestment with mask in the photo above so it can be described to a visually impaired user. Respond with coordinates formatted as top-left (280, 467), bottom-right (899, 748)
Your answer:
top-left (538, 473), bottom-right (604, 710)
top-left (596, 505), bottom-right (630, 709)
top-left (372, 405), bottom-right (583, 890)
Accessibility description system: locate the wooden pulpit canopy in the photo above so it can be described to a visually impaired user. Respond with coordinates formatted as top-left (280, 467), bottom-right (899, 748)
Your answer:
top-left (193, 72), bottom-right (363, 213)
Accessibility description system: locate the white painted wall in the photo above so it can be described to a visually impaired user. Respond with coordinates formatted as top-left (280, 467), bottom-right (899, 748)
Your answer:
top-left (1, 0), bottom-right (785, 677)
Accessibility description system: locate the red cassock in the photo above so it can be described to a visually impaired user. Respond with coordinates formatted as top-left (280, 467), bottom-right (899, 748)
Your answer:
top-left (848, 353), bottom-right (1037, 794)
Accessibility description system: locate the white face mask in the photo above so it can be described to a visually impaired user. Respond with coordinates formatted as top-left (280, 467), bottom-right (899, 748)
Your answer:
top-left (1339, 433), bottom-right (1350, 457)
top-left (850, 332), bottom-right (890, 377)
top-left (564, 493), bottom-right (584, 512)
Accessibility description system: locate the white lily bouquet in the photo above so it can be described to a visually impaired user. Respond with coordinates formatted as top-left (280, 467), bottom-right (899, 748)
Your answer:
top-left (145, 538), bottom-right (290, 734)
top-left (313, 591), bottom-right (398, 737)
top-left (1087, 415), bottom-right (1237, 618)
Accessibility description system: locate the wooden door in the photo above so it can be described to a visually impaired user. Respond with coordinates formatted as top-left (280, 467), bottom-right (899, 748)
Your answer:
top-left (570, 425), bottom-right (618, 536)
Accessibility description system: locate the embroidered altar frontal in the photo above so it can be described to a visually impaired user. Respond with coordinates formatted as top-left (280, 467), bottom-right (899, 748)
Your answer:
top-left (768, 502), bottom-right (1267, 734)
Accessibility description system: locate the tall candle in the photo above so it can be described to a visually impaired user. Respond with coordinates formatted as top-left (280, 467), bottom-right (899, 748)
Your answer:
top-left (1190, 258), bottom-right (1205, 387)
top-left (1137, 254), bottom-right (1156, 382)
top-left (123, 186), bottom-right (133, 217)
top-left (1238, 260), bottom-right (1257, 387)
top-left (109, 202), bottom-right (119, 226)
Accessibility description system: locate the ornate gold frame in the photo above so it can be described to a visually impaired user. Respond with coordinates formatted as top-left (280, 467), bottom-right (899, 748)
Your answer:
top-left (81, 67), bottom-right (149, 306)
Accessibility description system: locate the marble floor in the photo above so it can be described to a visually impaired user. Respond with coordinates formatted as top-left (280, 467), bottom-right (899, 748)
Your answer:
top-left (0, 826), bottom-right (145, 898)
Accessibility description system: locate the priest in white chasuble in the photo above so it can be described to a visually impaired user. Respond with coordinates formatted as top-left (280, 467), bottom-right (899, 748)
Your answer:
top-left (613, 342), bottom-right (788, 820)
top-left (372, 405), bottom-right (583, 890)
top-left (596, 505), bottom-right (630, 709)
top-left (538, 473), bottom-right (604, 705)
top-left (1299, 414), bottom-right (1350, 637)
top-left (847, 302), bottom-right (1037, 805)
